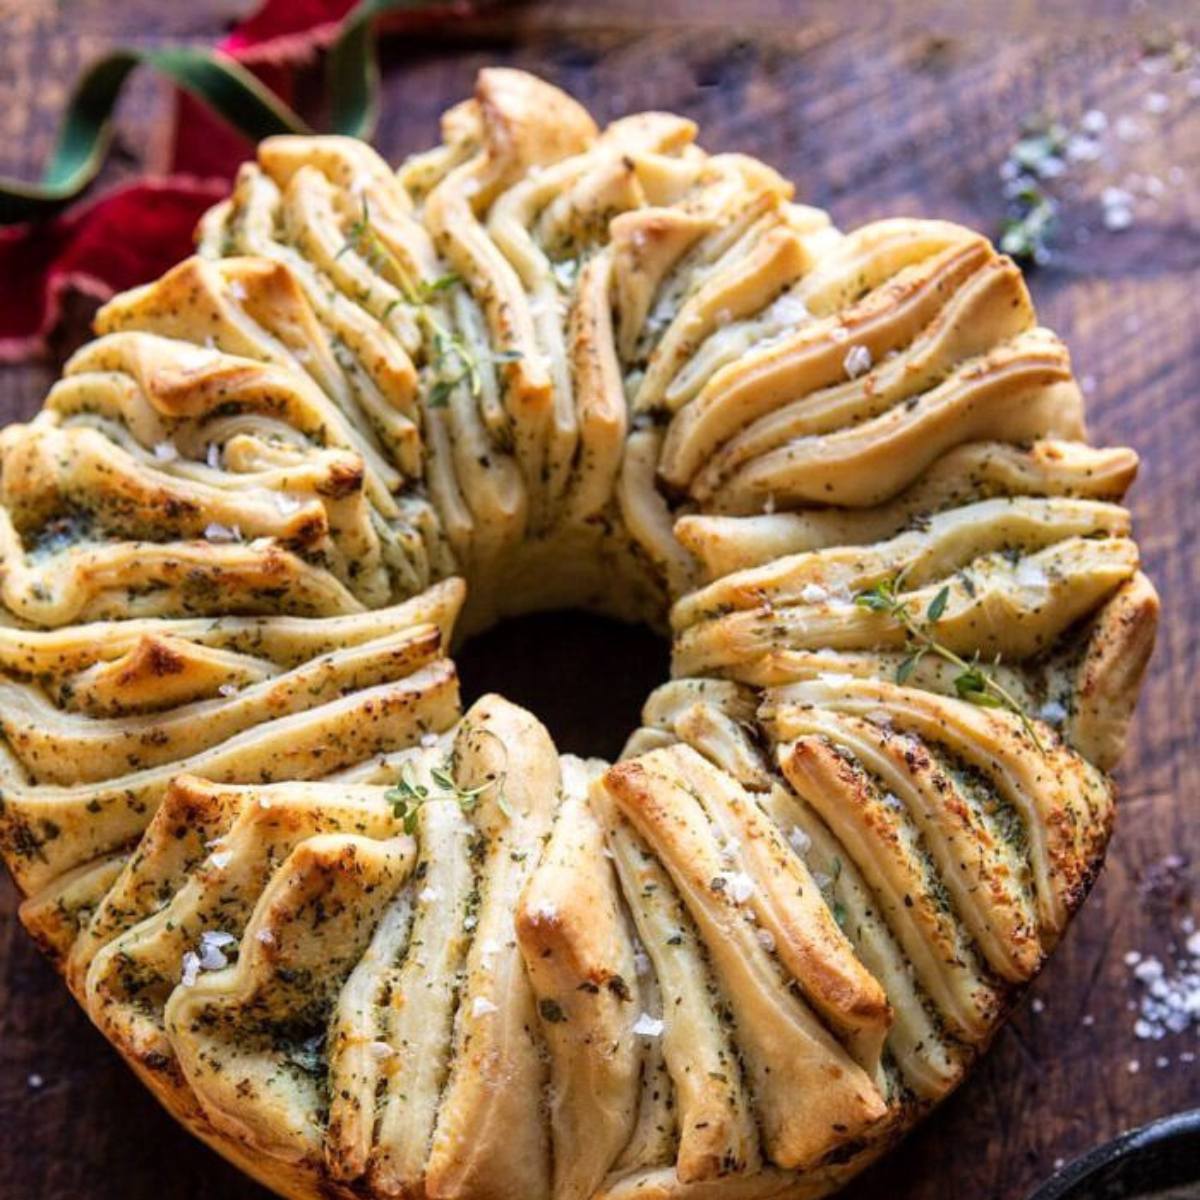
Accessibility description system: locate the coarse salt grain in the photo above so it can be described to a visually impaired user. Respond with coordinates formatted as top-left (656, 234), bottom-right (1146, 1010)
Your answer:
top-left (204, 522), bottom-right (242, 544)
top-left (153, 440), bottom-right (179, 463)
top-left (1016, 558), bottom-right (1050, 592)
top-left (800, 583), bottom-right (830, 604)
top-left (1115, 115), bottom-right (1142, 142)
top-left (418, 887), bottom-right (440, 904)
top-left (27, 1073), bottom-right (44, 1089)
top-left (843, 344), bottom-right (872, 378)
top-left (1038, 699), bottom-right (1068, 726)
top-left (1031, 997), bottom-right (1046, 1014)
top-left (788, 826), bottom-right (811, 856)
top-left (471, 996), bottom-right (498, 1017)
top-left (770, 293), bottom-right (811, 326)
top-left (229, 280), bottom-right (248, 301)
top-left (180, 952), bottom-right (201, 987)
top-left (198, 930), bottom-right (237, 971)
top-left (1066, 134), bottom-right (1102, 163)
top-left (218, 683), bottom-right (238, 698)
top-left (256, 928), bottom-right (276, 946)
top-left (1101, 185), bottom-right (1135, 232)
top-left (631, 1013), bottom-right (665, 1037)
top-left (718, 871), bottom-right (755, 904)
top-left (206, 443), bottom-right (222, 469)
top-left (368, 1041), bottom-right (395, 1061)
top-left (208, 850), bottom-right (233, 870)
top-left (274, 493), bottom-right (302, 516)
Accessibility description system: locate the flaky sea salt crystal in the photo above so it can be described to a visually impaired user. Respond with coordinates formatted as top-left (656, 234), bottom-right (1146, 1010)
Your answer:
top-left (471, 996), bottom-right (499, 1017)
top-left (718, 836), bottom-right (741, 865)
top-left (1016, 558), bottom-right (1050, 592)
top-left (788, 826), bottom-right (811, 856)
top-left (631, 1013), bottom-right (665, 1037)
top-left (204, 522), bottom-right (242, 544)
top-left (180, 952), bottom-right (201, 987)
top-left (718, 871), bottom-right (755, 904)
top-left (769, 292), bottom-right (811, 327)
top-left (198, 930), bottom-right (236, 971)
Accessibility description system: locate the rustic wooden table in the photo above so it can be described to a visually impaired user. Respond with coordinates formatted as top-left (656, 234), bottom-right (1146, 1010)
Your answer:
top-left (0, 2), bottom-right (1197, 1197)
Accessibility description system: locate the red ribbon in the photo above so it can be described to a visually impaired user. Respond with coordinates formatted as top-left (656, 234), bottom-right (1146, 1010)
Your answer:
top-left (0, 0), bottom-right (397, 361)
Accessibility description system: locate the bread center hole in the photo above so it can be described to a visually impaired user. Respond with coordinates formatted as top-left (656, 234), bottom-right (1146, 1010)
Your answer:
top-left (454, 611), bottom-right (670, 761)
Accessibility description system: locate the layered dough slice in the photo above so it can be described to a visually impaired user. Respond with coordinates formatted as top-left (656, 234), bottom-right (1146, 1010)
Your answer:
top-left (1, 581), bottom-right (465, 895)
top-left (650, 222), bottom-right (1083, 516)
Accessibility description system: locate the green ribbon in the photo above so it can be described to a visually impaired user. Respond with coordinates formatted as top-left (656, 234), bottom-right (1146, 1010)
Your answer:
top-left (0, 0), bottom-right (444, 225)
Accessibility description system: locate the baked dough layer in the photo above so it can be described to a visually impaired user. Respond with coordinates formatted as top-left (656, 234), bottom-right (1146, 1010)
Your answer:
top-left (0, 70), bottom-right (1157, 1200)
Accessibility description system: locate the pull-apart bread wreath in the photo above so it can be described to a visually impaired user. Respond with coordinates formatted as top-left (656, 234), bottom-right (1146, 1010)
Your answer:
top-left (0, 69), bottom-right (1158, 1200)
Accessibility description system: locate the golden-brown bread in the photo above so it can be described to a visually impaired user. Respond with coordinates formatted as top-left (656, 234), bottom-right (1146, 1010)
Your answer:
top-left (0, 68), bottom-right (1157, 1200)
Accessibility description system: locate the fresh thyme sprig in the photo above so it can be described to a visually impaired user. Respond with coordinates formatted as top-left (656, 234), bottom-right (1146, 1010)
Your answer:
top-left (855, 575), bottom-right (1045, 753)
top-left (337, 198), bottom-right (520, 408)
top-left (385, 758), bottom-right (506, 835)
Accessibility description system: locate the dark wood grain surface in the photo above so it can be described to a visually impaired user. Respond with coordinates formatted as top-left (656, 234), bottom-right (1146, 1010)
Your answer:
top-left (1, 2), bottom-right (1198, 1196)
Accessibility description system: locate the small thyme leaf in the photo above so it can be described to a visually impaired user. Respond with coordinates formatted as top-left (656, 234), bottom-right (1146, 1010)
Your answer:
top-left (926, 586), bottom-right (950, 623)
top-left (386, 757), bottom-right (501, 832)
top-left (856, 575), bottom-right (1045, 753)
top-left (896, 651), bottom-right (921, 685)
top-left (338, 200), bottom-right (496, 410)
